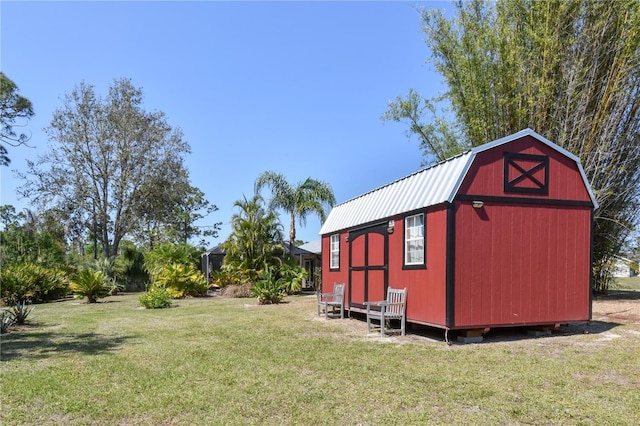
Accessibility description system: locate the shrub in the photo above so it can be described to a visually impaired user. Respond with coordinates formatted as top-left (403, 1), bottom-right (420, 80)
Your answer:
top-left (93, 257), bottom-right (127, 295)
top-left (8, 300), bottom-right (32, 325)
top-left (139, 286), bottom-right (172, 309)
top-left (210, 269), bottom-right (246, 288)
top-left (144, 243), bottom-right (201, 275)
top-left (150, 263), bottom-right (208, 298)
top-left (0, 264), bottom-right (69, 304)
top-left (1, 310), bottom-right (15, 334)
top-left (69, 269), bottom-right (111, 303)
top-left (106, 278), bottom-right (125, 296)
top-left (278, 260), bottom-right (308, 294)
top-left (94, 257), bottom-right (116, 279)
top-left (251, 266), bottom-right (286, 305)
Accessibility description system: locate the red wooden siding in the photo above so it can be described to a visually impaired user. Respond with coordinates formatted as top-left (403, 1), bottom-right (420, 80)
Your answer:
top-left (452, 134), bottom-right (592, 327)
top-left (321, 233), bottom-right (348, 293)
top-left (454, 202), bottom-right (591, 327)
top-left (387, 206), bottom-right (449, 326)
top-left (458, 135), bottom-right (592, 202)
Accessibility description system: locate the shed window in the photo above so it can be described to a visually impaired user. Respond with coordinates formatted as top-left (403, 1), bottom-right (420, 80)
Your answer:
top-left (330, 234), bottom-right (340, 270)
top-left (405, 213), bottom-right (425, 266)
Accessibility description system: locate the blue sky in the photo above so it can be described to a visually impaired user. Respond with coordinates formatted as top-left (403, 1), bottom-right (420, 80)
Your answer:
top-left (1, 1), bottom-right (448, 247)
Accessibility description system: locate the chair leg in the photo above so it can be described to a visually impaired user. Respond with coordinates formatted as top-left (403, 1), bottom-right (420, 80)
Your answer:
top-left (380, 315), bottom-right (386, 337)
top-left (340, 303), bottom-right (344, 319)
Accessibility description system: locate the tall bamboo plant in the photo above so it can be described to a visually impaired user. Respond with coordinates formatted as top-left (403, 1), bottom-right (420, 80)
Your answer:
top-left (384, 0), bottom-right (640, 292)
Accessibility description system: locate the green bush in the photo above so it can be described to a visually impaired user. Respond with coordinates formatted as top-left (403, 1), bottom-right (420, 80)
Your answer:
top-left (69, 269), bottom-right (111, 303)
top-left (278, 260), bottom-right (308, 294)
top-left (150, 263), bottom-right (207, 298)
top-left (139, 286), bottom-right (172, 309)
top-left (251, 266), bottom-right (286, 305)
top-left (210, 269), bottom-right (246, 288)
top-left (0, 263), bottom-right (69, 304)
top-left (144, 243), bottom-right (201, 275)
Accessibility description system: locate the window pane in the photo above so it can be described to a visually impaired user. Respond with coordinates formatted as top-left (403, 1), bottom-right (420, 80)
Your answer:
top-left (405, 213), bottom-right (425, 265)
top-left (330, 234), bottom-right (340, 269)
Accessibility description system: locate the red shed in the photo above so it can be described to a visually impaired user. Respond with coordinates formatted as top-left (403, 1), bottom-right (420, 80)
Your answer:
top-left (320, 129), bottom-right (598, 336)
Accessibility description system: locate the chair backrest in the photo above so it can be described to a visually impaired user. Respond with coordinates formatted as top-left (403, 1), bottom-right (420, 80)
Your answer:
top-left (386, 287), bottom-right (407, 315)
top-left (333, 283), bottom-right (345, 301)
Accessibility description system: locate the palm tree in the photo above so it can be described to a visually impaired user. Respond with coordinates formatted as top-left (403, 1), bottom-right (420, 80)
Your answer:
top-left (223, 194), bottom-right (285, 282)
top-left (255, 171), bottom-right (336, 256)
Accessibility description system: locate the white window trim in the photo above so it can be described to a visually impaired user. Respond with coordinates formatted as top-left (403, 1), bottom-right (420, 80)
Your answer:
top-left (405, 213), bottom-right (425, 266)
top-left (330, 234), bottom-right (340, 269)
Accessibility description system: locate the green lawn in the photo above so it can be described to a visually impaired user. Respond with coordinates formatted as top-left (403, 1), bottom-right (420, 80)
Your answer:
top-left (613, 276), bottom-right (640, 291)
top-left (1, 293), bottom-right (639, 425)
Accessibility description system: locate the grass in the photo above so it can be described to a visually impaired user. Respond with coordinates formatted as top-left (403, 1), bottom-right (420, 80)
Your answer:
top-left (1, 293), bottom-right (639, 425)
top-left (613, 276), bottom-right (640, 291)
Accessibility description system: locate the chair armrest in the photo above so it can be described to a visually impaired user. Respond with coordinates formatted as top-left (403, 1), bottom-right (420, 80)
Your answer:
top-left (318, 292), bottom-right (337, 302)
top-left (365, 300), bottom-right (388, 315)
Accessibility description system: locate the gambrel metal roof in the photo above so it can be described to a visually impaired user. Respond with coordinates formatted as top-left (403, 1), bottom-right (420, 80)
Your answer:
top-left (319, 129), bottom-right (598, 235)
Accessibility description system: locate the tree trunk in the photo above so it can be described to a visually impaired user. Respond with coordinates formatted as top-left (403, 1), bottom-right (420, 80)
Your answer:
top-left (289, 212), bottom-right (296, 257)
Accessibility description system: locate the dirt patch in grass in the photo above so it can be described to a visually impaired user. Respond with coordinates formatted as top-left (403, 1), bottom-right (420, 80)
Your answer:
top-left (592, 291), bottom-right (640, 323)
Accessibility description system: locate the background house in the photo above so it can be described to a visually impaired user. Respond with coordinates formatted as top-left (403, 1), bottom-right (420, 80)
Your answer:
top-left (200, 240), bottom-right (322, 289)
top-left (200, 244), bottom-right (226, 282)
top-left (612, 256), bottom-right (637, 278)
top-left (297, 240), bottom-right (322, 290)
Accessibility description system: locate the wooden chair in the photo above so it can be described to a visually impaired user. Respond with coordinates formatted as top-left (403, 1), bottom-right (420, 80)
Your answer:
top-left (317, 283), bottom-right (345, 319)
top-left (365, 287), bottom-right (407, 336)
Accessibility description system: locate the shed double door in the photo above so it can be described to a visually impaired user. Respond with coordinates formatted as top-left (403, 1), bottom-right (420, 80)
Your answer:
top-left (348, 223), bottom-right (388, 310)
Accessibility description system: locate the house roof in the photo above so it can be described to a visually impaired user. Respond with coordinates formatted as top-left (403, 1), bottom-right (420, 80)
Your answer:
top-left (319, 129), bottom-right (598, 235)
top-left (201, 241), bottom-right (321, 257)
top-left (201, 244), bottom-right (226, 256)
top-left (298, 239), bottom-right (321, 254)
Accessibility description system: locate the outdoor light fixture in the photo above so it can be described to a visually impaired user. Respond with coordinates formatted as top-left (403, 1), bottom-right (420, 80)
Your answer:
top-left (387, 220), bottom-right (395, 234)
top-left (472, 200), bottom-right (484, 209)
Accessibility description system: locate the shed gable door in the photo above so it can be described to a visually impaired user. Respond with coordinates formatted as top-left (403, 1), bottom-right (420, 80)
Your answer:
top-left (348, 224), bottom-right (388, 309)
top-left (504, 152), bottom-right (549, 194)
